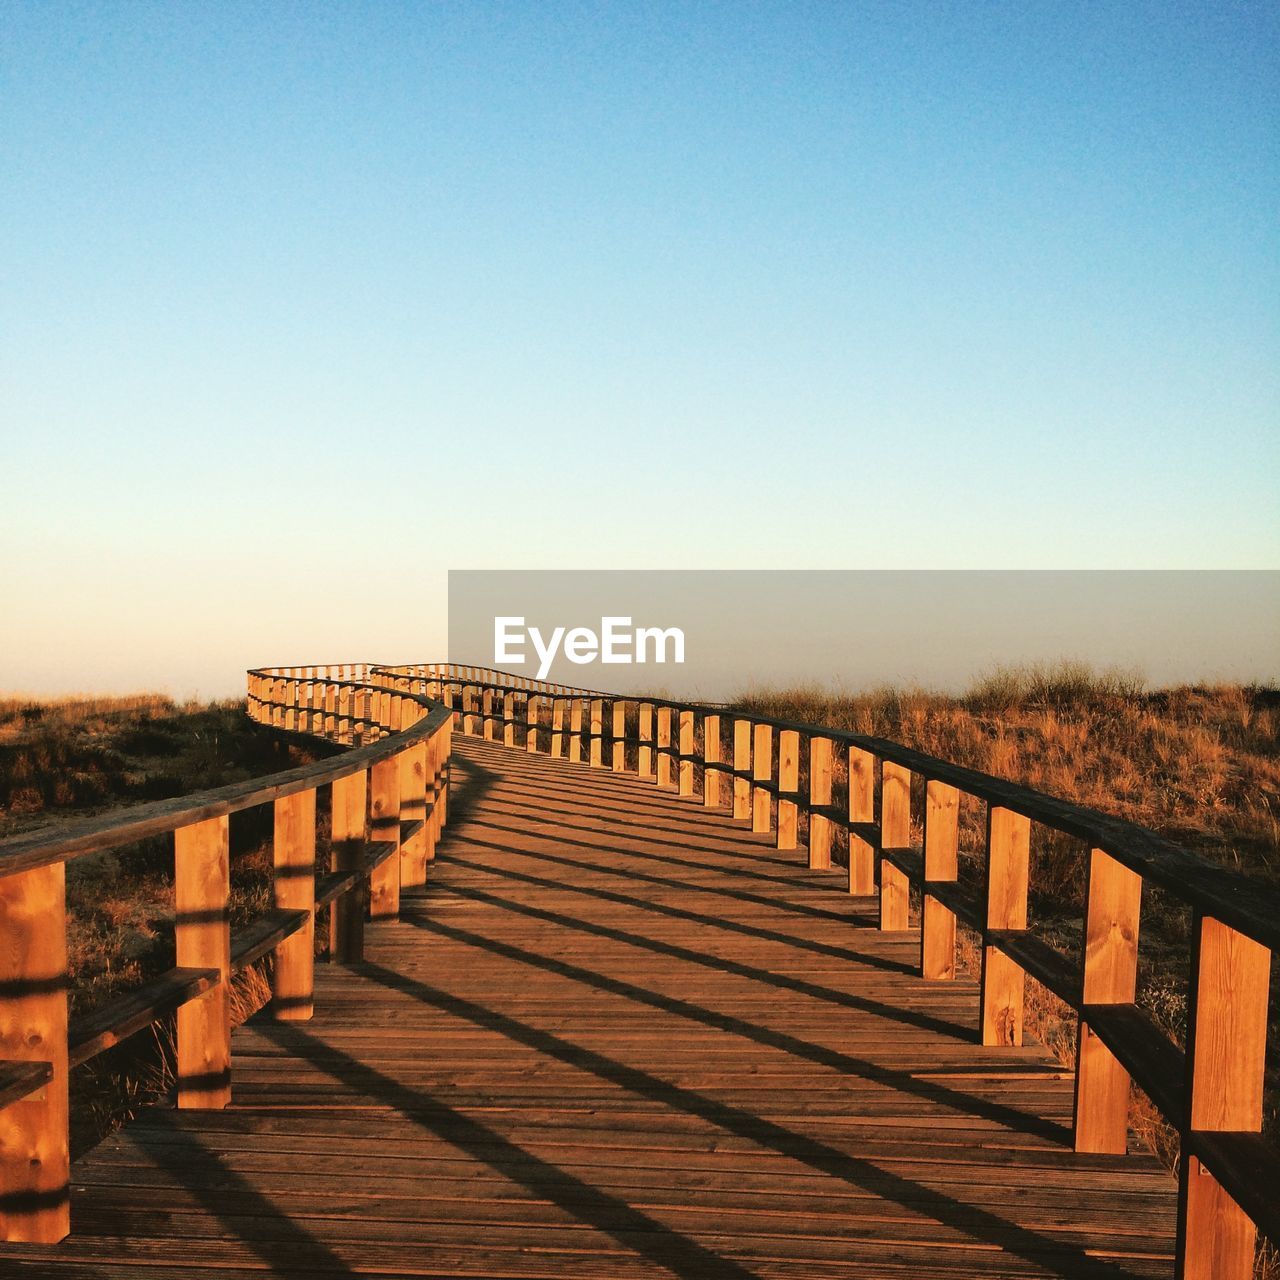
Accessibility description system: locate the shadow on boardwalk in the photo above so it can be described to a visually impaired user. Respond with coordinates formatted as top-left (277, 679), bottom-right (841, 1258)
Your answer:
top-left (0, 734), bottom-right (1177, 1278)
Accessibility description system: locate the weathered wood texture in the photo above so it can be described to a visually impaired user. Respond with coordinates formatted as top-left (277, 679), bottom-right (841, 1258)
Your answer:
top-left (0, 735), bottom-right (1178, 1277)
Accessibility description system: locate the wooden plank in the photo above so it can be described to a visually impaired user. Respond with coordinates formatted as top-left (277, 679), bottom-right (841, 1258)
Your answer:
top-left (174, 815), bottom-right (230, 1110)
top-left (0, 1061), bottom-right (52, 1112)
top-left (69, 967), bottom-right (220, 1067)
top-left (981, 806), bottom-right (1030, 1047)
top-left (0, 861), bottom-right (69, 1241)
top-left (231, 911), bottom-right (309, 977)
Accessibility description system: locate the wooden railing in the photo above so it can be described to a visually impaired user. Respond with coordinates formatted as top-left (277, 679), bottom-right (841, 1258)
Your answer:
top-left (0, 671), bottom-right (450, 1244)
top-left (1, 659), bottom-right (1275, 1280)
top-left (380, 661), bottom-right (1278, 1280)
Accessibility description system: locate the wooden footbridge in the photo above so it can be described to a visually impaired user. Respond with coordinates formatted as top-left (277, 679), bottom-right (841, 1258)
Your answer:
top-left (0, 665), bottom-right (1275, 1279)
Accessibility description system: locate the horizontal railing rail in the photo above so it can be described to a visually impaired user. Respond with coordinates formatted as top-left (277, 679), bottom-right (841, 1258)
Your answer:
top-left (0, 673), bottom-right (451, 1244)
top-left (377, 661), bottom-right (1277, 1280)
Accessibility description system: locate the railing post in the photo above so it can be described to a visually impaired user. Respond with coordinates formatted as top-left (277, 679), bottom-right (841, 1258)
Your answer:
top-left (1176, 914), bottom-right (1269, 1280)
top-left (526, 694), bottom-right (540, 754)
top-left (848, 746), bottom-right (875, 895)
top-left (175, 815), bottom-right (231, 1109)
top-left (503, 692), bottom-right (515, 747)
top-left (272, 790), bottom-right (316, 1021)
top-left (752, 722), bottom-right (772, 834)
top-left (808, 736), bottom-right (832, 868)
top-left (0, 862), bottom-right (70, 1242)
top-left (1073, 848), bottom-right (1141, 1152)
top-left (569, 698), bottom-right (584, 764)
top-left (590, 699), bottom-right (604, 767)
top-left (981, 806), bottom-right (1030, 1046)
top-left (612, 701), bottom-right (627, 772)
top-left (679, 710), bottom-right (695, 796)
top-left (656, 706), bottom-right (674, 789)
top-left (551, 698), bottom-right (565, 759)
top-left (879, 761), bottom-right (911, 930)
top-left (370, 755), bottom-right (401, 920)
top-left (330, 770), bottom-right (367, 963)
top-left (482, 689), bottom-right (495, 741)
top-left (776, 729), bottom-right (799, 849)
top-left (732, 718), bottom-right (751, 820)
top-left (921, 781), bottom-right (959, 978)
top-left (703, 714), bottom-right (722, 808)
top-left (638, 703), bottom-right (654, 780)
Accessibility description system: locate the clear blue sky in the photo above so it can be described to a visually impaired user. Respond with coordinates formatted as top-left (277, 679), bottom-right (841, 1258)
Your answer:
top-left (2, 2), bottom-right (1277, 694)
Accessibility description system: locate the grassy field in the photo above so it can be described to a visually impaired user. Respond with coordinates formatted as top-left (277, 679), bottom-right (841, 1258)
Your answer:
top-left (0, 693), bottom-right (339, 1152)
top-left (732, 663), bottom-right (1280, 1186)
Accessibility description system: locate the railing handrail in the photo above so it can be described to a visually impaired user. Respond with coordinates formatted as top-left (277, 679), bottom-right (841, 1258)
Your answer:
top-left (0, 676), bottom-right (449, 877)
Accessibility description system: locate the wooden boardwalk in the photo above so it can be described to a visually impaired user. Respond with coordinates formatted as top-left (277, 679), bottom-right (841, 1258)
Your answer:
top-left (3, 735), bottom-right (1179, 1278)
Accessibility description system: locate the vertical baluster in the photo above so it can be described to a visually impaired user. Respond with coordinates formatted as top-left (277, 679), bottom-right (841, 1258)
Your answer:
top-left (638, 703), bottom-right (654, 779)
top-left (590, 699), bottom-right (603, 767)
top-left (879, 761), bottom-right (911, 930)
top-left (808, 736), bottom-right (832, 869)
top-left (569, 699), bottom-right (584, 764)
top-left (501, 692), bottom-right (514, 747)
top-left (273, 790), bottom-right (316, 1021)
top-left (1176, 915), bottom-right (1269, 1280)
top-left (679, 710), bottom-right (695, 796)
top-left (370, 755), bottom-right (401, 920)
top-left (526, 694), bottom-right (540, 753)
top-left (981, 806), bottom-right (1030, 1046)
top-left (656, 706), bottom-right (674, 790)
top-left (921, 781), bottom-right (959, 978)
top-left (776, 729), bottom-right (799, 849)
top-left (330, 771), bottom-right (367, 963)
top-left (1073, 848), bottom-right (1140, 1151)
top-left (551, 698), bottom-right (565, 758)
top-left (848, 746), bottom-right (876, 895)
top-left (703, 714), bottom-right (722, 808)
top-left (612, 701), bottom-right (627, 772)
top-left (752, 722), bottom-right (772, 834)
top-left (175, 816), bottom-right (231, 1109)
top-left (733, 718), bottom-right (751, 820)
top-left (0, 862), bottom-right (70, 1242)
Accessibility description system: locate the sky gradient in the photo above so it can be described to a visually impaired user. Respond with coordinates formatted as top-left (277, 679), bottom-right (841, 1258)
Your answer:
top-left (3, 2), bottom-right (1277, 695)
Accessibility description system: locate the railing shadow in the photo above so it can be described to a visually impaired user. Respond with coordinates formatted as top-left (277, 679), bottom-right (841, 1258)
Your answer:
top-left (287, 953), bottom-right (1165, 1280)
